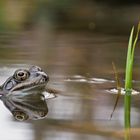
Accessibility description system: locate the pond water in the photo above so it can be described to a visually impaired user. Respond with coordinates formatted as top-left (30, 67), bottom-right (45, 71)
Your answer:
top-left (0, 30), bottom-right (140, 140)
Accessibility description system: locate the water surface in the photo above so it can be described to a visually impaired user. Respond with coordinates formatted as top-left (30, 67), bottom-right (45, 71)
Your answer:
top-left (0, 31), bottom-right (140, 140)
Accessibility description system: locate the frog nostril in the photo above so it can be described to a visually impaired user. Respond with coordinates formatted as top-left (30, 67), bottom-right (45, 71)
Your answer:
top-left (41, 75), bottom-right (49, 83)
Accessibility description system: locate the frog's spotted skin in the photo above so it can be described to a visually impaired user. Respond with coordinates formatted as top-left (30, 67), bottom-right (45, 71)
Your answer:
top-left (0, 66), bottom-right (54, 121)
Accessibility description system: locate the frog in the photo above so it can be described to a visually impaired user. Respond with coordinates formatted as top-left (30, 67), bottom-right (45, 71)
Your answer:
top-left (0, 66), bottom-right (56, 121)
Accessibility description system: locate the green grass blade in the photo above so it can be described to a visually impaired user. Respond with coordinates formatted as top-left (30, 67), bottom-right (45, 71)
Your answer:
top-left (131, 23), bottom-right (140, 61)
top-left (125, 27), bottom-right (134, 89)
top-left (124, 23), bottom-right (140, 140)
top-left (124, 26), bottom-right (134, 140)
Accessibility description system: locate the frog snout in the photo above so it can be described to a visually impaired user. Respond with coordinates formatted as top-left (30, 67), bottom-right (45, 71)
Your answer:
top-left (37, 71), bottom-right (49, 82)
top-left (42, 74), bottom-right (49, 82)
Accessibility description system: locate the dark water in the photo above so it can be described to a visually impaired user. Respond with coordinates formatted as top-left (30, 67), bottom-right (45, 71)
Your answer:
top-left (0, 30), bottom-right (140, 140)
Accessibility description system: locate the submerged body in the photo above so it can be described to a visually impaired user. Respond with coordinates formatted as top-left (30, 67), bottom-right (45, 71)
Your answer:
top-left (0, 66), bottom-right (55, 121)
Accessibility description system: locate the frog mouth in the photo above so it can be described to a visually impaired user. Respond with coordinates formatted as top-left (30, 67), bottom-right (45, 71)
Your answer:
top-left (11, 76), bottom-right (48, 92)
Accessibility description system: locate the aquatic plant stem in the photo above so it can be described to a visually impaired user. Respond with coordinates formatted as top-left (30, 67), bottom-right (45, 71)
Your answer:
top-left (124, 90), bottom-right (131, 140)
top-left (110, 62), bottom-right (121, 120)
top-left (124, 23), bottom-right (140, 140)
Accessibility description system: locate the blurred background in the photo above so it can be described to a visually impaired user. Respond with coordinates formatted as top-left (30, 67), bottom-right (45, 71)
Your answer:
top-left (0, 0), bottom-right (140, 140)
top-left (0, 0), bottom-right (140, 64)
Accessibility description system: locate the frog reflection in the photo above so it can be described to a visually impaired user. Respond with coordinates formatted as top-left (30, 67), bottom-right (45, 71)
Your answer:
top-left (0, 66), bottom-right (55, 121)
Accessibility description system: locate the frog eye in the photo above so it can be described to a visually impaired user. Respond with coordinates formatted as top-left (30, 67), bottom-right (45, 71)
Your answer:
top-left (14, 69), bottom-right (29, 81)
top-left (13, 111), bottom-right (29, 121)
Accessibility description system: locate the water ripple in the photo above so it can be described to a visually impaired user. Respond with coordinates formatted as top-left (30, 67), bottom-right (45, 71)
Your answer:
top-left (65, 75), bottom-right (114, 84)
top-left (107, 88), bottom-right (139, 95)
